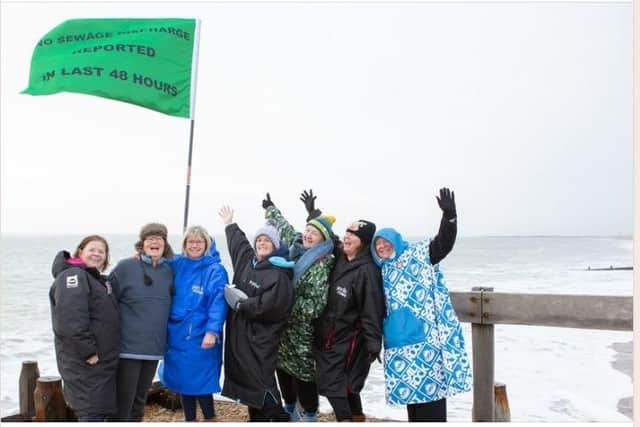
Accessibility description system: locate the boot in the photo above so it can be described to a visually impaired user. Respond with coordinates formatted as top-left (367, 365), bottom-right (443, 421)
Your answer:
top-left (299, 410), bottom-right (319, 422)
top-left (284, 403), bottom-right (300, 422)
top-left (352, 414), bottom-right (366, 422)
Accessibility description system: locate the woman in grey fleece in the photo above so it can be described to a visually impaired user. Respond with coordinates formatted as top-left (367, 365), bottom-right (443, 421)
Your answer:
top-left (108, 223), bottom-right (174, 421)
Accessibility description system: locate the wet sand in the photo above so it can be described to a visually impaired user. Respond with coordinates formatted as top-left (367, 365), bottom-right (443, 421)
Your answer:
top-left (610, 341), bottom-right (632, 419)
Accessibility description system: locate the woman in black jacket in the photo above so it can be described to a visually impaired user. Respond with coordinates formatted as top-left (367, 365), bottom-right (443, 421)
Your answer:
top-left (303, 194), bottom-right (385, 421)
top-left (218, 205), bottom-right (295, 421)
top-left (49, 235), bottom-right (119, 421)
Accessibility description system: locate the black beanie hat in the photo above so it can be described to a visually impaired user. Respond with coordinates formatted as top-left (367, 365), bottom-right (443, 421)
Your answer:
top-left (345, 220), bottom-right (376, 246)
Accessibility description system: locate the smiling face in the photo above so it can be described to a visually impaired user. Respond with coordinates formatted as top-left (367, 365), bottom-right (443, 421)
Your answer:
top-left (303, 225), bottom-right (324, 249)
top-left (143, 235), bottom-right (166, 260)
top-left (184, 233), bottom-right (207, 259)
top-left (343, 231), bottom-right (363, 260)
top-left (255, 235), bottom-right (275, 261)
top-left (78, 239), bottom-right (107, 271)
top-left (374, 237), bottom-right (395, 260)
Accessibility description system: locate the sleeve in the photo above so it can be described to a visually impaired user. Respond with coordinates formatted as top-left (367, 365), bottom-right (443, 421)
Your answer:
top-left (52, 270), bottom-right (97, 359)
top-left (205, 265), bottom-right (230, 336)
top-left (225, 223), bottom-right (254, 277)
top-left (238, 274), bottom-right (293, 323)
top-left (429, 213), bottom-right (458, 265)
top-left (107, 265), bottom-right (122, 301)
top-left (356, 265), bottom-right (385, 354)
top-left (265, 206), bottom-right (297, 247)
top-left (290, 261), bottom-right (331, 321)
top-left (163, 253), bottom-right (184, 271)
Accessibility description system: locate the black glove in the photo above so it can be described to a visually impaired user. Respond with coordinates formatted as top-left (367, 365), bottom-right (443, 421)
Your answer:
top-left (436, 187), bottom-right (456, 220)
top-left (300, 189), bottom-right (322, 221)
top-left (368, 351), bottom-right (382, 364)
top-left (262, 192), bottom-right (274, 210)
top-left (300, 189), bottom-right (316, 212)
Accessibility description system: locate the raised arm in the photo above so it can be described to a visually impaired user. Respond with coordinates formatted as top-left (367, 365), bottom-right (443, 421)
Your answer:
top-left (263, 192), bottom-right (297, 246)
top-left (429, 187), bottom-right (458, 265)
top-left (219, 206), bottom-right (254, 275)
top-left (300, 189), bottom-right (322, 221)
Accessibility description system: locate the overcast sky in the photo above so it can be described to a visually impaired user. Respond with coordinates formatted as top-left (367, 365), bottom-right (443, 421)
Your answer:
top-left (0, 1), bottom-right (632, 237)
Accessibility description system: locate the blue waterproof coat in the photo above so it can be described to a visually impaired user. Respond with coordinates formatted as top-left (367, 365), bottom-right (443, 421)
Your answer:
top-left (159, 241), bottom-right (229, 395)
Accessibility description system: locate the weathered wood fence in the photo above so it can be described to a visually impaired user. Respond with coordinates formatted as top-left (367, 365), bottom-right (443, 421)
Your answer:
top-left (450, 287), bottom-right (633, 421)
top-left (3, 289), bottom-right (632, 422)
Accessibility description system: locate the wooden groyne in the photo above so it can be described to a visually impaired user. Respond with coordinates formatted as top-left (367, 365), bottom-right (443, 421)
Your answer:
top-left (451, 287), bottom-right (633, 421)
top-left (1, 288), bottom-right (632, 422)
top-left (586, 265), bottom-right (633, 271)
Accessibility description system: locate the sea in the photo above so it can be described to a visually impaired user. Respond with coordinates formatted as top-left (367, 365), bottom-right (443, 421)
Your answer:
top-left (0, 234), bottom-right (633, 422)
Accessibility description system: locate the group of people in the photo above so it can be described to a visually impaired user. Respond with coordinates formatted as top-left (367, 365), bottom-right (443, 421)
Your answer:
top-left (48, 187), bottom-right (472, 422)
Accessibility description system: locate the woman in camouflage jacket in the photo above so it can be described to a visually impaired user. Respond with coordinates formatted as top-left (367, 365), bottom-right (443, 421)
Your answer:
top-left (262, 191), bottom-right (336, 422)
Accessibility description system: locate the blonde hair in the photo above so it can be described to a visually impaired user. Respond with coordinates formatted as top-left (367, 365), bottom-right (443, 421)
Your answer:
top-left (182, 225), bottom-right (212, 255)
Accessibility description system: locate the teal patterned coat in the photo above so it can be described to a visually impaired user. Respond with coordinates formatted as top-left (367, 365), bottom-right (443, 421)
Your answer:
top-left (266, 206), bottom-right (335, 382)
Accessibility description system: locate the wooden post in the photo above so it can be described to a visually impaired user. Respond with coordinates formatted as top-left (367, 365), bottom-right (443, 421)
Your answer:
top-left (472, 286), bottom-right (495, 422)
top-left (33, 376), bottom-right (67, 421)
top-left (18, 360), bottom-right (39, 417)
top-left (494, 382), bottom-right (511, 422)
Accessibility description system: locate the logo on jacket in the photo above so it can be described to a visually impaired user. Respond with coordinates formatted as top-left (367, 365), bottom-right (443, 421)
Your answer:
top-left (249, 280), bottom-right (260, 289)
top-left (336, 286), bottom-right (347, 298)
top-left (66, 275), bottom-right (78, 288)
top-left (192, 285), bottom-right (203, 294)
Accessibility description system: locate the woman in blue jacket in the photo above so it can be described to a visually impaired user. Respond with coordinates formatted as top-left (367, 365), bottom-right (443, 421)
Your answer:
top-left (371, 188), bottom-right (472, 422)
top-left (159, 225), bottom-right (229, 421)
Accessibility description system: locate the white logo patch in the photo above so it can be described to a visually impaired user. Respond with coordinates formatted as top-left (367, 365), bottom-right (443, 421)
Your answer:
top-left (336, 286), bottom-right (347, 298)
top-left (192, 285), bottom-right (203, 294)
top-left (66, 275), bottom-right (78, 288)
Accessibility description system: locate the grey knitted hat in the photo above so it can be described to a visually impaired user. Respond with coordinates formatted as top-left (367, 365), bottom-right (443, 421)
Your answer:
top-left (254, 224), bottom-right (280, 250)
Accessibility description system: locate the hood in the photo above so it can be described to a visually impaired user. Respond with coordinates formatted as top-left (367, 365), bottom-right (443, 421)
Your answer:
top-left (51, 250), bottom-right (76, 277)
top-left (370, 227), bottom-right (409, 267)
top-left (51, 250), bottom-right (96, 278)
top-left (208, 239), bottom-right (222, 263)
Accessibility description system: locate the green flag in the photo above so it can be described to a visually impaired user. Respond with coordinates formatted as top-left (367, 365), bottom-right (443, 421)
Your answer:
top-left (22, 18), bottom-right (199, 118)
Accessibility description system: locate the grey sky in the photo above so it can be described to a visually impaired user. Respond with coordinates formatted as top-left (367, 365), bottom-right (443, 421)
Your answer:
top-left (0, 1), bottom-right (632, 237)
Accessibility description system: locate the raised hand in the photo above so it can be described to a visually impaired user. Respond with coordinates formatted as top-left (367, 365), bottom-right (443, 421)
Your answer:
top-left (262, 193), bottom-right (275, 210)
top-left (436, 187), bottom-right (456, 219)
top-left (299, 189), bottom-right (316, 214)
top-left (300, 189), bottom-right (322, 221)
top-left (219, 205), bottom-right (234, 225)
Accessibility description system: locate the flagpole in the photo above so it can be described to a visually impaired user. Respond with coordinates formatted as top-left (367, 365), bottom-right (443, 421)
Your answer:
top-left (182, 19), bottom-right (201, 233)
top-left (183, 118), bottom-right (195, 233)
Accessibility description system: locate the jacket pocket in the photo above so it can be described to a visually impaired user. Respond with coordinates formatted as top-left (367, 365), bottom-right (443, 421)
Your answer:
top-left (383, 307), bottom-right (426, 349)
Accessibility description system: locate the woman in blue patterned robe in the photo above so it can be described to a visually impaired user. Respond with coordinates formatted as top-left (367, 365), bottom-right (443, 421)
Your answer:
top-left (370, 188), bottom-right (472, 422)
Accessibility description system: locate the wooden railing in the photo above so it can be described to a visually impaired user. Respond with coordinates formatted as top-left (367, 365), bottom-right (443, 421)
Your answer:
top-left (450, 287), bottom-right (633, 421)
